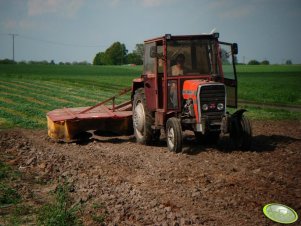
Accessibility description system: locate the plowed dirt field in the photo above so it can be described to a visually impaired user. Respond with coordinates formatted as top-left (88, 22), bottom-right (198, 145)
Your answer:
top-left (1, 120), bottom-right (300, 225)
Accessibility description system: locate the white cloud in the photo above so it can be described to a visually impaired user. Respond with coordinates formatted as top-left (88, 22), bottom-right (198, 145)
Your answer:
top-left (142, 0), bottom-right (164, 7)
top-left (219, 5), bottom-right (254, 19)
top-left (109, 0), bottom-right (121, 7)
top-left (2, 18), bottom-right (39, 31)
top-left (206, 0), bottom-right (228, 10)
top-left (98, 0), bottom-right (173, 9)
top-left (205, 0), bottom-right (255, 19)
top-left (3, 19), bottom-right (18, 30)
top-left (27, 0), bottom-right (85, 17)
top-left (19, 19), bottom-right (38, 30)
top-left (134, 0), bottom-right (173, 7)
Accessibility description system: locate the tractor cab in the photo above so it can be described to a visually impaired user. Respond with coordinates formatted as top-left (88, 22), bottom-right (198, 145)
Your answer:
top-left (132, 33), bottom-right (252, 152)
top-left (142, 33), bottom-right (237, 112)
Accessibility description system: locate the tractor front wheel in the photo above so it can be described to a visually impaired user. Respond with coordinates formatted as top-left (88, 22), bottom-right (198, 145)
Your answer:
top-left (230, 115), bottom-right (252, 150)
top-left (166, 117), bottom-right (183, 153)
top-left (133, 88), bottom-right (153, 145)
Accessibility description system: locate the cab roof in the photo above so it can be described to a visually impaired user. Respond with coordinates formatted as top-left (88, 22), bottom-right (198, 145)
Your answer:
top-left (144, 33), bottom-right (219, 43)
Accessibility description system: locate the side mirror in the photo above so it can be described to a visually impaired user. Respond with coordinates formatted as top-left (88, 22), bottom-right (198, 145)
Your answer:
top-left (232, 43), bottom-right (238, 55)
top-left (150, 46), bottom-right (157, 58)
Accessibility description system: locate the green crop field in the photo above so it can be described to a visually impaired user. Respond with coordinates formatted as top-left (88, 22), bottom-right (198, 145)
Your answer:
top-left (0, 64), bottom-right (300, 129)
top-left (236, 65), bottom-right (301, 105)
top-left (0, 64), bottom-right (139, 128)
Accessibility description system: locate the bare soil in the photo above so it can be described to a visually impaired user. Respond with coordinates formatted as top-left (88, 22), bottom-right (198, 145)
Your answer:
top-left (0, 120), bottom-right (300, 225)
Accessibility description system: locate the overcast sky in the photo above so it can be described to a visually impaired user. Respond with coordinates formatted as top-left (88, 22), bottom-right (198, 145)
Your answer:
top-left (0, 0), bottom-right (300, 64)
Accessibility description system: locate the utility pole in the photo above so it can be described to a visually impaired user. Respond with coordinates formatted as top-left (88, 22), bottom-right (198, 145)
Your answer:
top-left (9, 34), bottom-right (18, 61)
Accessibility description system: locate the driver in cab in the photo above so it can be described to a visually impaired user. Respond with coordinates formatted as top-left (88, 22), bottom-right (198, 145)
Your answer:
top-left (171, 53), bottom-right (186, 76)
top-left (169, 53), bottom-right (187, 108)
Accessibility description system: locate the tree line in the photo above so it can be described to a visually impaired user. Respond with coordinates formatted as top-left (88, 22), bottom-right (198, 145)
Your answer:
top-left (1, 44), bottom-right (294, 66)
top-left (0, 59), bottom-right (91, 65)
top-left (246, 59), bottom-right (293, 65)
top-left (93, 42), bottom-right (143, 65)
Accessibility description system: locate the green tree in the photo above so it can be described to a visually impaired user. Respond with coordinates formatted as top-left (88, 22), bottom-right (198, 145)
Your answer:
top-left (93, 42), bottom-right (128, 65)
top-left (261, 60), bottom-right (270, 65)
top-left (127, 52), bottom-right (143, 65)
top-left (93, 52), bottom-right (100, 65)
top-left (286, 60), bottom-right (292, 65)
top-left (93, 52), bottom-right (107, 65)
top-left (105, 42), bottom-right (127, 65)
top-left (0, 59), bottom-right (16, 64)
top-left (133, 43), bottom-right (144, 62)
top-left (248, 59), bottom-right (260, 65)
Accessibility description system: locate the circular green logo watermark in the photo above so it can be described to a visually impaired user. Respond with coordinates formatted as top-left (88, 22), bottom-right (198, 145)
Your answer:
top-left (263, 203), bottom-right (298, 224)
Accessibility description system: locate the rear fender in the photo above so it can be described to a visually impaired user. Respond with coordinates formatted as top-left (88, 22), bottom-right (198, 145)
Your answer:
top-left (221, 109), bottom-right (247, 134)
top-left (131, 78), bottom-right (144, 100)
top-left (232, 109), bottom-right (247, 119)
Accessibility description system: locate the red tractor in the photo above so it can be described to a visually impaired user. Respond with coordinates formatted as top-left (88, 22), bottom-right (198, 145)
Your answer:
top-left (131, 33), bottom-right (252, 152)
top-left (47, 33), bottom-right (252, 152)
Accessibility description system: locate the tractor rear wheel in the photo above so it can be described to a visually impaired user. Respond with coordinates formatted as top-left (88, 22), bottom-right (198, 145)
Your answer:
top-left (166, 117), bottom-right (183, 153)
top-left (230, 115), bottom-right (252, 150)
top-left (133, 88), bottom-right (153, 145)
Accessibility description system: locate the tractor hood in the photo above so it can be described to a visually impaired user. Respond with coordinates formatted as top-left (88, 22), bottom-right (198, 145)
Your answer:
top-left (182, 79), bottom-right (226, 128)
top-left (182, 80), bottom-right (222, 100)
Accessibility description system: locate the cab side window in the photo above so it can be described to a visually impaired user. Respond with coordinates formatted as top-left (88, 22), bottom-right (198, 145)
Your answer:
top-left (157, 45), bottom-right (163, 73)
top-left (144, 43), bottom-right (156, 74)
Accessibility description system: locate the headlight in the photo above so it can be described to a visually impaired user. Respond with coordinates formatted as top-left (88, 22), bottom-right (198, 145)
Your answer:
top-left (202, 104), bottom-right (208, 111)
top-left (217, 103), bottom-right (224, 110)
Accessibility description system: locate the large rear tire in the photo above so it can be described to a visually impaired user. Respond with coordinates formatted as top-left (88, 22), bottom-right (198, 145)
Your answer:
top-left (132, 88), bottom-right (153, 145)
top-left (166, 117), bottom-right (183, 153)
top-left (230, 115), bottom-right (252, 150)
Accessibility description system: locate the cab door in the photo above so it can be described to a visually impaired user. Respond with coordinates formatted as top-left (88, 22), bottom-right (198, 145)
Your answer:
top-left (219, 42), bottom-right (238, 108)
top-left (143, 42), bottom-right (158, 110)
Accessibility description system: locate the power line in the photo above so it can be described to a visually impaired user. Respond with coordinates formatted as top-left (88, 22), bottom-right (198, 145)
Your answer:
top-left (1, 33), bottom-right (108, 61)
top-left (8, 33), bottom-right (18, 61)
top-left (18, 34), bottom-right (106, 48)
top-left (1, 33), bottom-right (106, 48)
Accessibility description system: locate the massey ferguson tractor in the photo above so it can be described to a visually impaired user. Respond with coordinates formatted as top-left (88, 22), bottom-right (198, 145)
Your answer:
top-left (47, 33), bottom-right (252, 152)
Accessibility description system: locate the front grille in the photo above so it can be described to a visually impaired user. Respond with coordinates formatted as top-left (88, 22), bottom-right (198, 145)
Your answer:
top-left (199, 84), bottom-right (225, 123)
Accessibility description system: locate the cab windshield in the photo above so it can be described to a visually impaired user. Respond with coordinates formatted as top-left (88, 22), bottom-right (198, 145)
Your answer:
top-left (167, 39), bottom-right (219, 76)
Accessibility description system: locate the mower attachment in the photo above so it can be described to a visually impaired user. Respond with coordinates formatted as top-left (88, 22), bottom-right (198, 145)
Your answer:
top-left (46, 88), bottom-right (133, 142)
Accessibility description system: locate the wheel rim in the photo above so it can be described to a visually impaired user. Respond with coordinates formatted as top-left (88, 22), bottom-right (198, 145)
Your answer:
top-left (133, 102), bottom-right (145, 139)
top-left (167, 127), bottom-right (175, 150)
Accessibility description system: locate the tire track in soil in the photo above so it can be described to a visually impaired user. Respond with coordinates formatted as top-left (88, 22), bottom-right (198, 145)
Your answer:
top-left (239, 99), bottom-right (301, 112)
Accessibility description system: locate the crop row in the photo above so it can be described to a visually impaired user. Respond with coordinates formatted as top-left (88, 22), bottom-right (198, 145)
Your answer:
top-left (0, 79), bottom-right (129, 103)
top-left (0, 78), bottom-right (130, 128)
